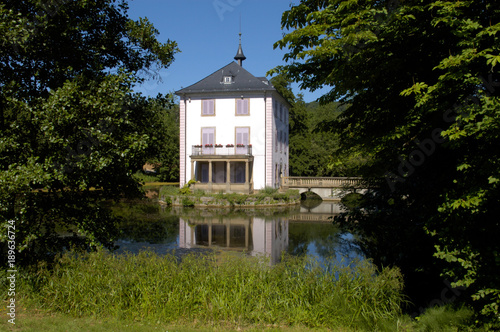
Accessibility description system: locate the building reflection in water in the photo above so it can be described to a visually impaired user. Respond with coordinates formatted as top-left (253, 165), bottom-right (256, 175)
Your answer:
top-left (179, 217), bottom-right (288, 264)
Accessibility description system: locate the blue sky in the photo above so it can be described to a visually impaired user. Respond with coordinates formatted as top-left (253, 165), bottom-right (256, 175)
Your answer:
top-left (127, 0), bottom-right (329, 103)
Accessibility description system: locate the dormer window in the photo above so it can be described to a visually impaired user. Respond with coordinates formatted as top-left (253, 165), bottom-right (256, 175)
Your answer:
top-left (223, 76), bottom-right (232, 84)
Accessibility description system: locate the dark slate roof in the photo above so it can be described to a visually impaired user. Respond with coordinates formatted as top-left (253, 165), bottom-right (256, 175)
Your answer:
top-left (175, 62), bottom-right (276, 95)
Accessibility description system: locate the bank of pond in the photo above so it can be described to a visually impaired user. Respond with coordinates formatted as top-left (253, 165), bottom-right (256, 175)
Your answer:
top-left (158, 185), bottom-right (302, 208)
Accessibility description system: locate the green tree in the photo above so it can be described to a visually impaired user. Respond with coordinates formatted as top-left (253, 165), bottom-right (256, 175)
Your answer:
top-left (140, 93), bottom-right (180, 182)
top-left (272, 0), bottom-right (500, 322)
top-left (271, 75), bottom-right (344, 176)
top-left (0, 0), bottom-right (179, 264)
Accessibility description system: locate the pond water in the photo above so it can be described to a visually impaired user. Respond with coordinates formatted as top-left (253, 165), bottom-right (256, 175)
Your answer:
top-left (112, 199), bottom-right (364, 264)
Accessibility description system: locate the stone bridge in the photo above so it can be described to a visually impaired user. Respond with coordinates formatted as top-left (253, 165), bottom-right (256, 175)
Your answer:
top-left (281, 176), bottom-right (364, 201)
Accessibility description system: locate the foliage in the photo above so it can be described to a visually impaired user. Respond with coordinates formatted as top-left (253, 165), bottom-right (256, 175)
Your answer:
top-left (340, 193), bottom-right (365, 209)
top-left (139, 94), bottom-right (180, 182)
top-left (272, 0), bottom-right (500, 322)
top-left (270, 75), bottom-right (364, 176)
top-left (110, 200), bottom-right (178, 244)
top-left (14, 250), bottom-right (407, 330)
top-left (258, 186), bottom-right (279, 195)
top-left (414, 305), bottom-right (476, 332)
top-left (161, 187), bottom-right (300, 207)
top-left (216, 193), bottom-right (249, 206)
top-left (178, 179), bottom-right (196, 195)
top-left (0, 0), bottom-right (179, 265)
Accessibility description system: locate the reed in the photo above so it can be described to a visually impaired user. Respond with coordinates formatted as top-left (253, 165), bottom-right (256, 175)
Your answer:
top-left (16, 250), bottom-right (407, 330)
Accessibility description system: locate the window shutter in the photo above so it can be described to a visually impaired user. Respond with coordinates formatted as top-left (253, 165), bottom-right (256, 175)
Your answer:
top-left (236, 99), bottom-right (243, 114)
top-left (203, 100), bottom-right (214, 115)
top-left (236, 99), bottom-right (248, 115)
top-left (236, 127), bottom-right (249, 145)
top-left (236, 127), bottom-right (249, 154)
top-left (202, 127), bottom-right (215, 154)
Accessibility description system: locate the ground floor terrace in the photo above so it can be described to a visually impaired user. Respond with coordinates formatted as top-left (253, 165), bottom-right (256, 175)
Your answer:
top-left (189, 155), bottom-right (254, 194)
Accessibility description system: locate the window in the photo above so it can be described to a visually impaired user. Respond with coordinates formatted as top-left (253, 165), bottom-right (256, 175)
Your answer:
top-left (274, 101), bottom-right (278, 117)
top-left (224, 76), bottom-right (232, 84)
top-left (235, 127), bottom-right (249, 154)
top-left (201, 127), bottom-right (215, 154)
top-left (236, 99), bottom-right (249, 115)
top-left (202, 99), bottom-right (215, 116)
top-left (233, 163), bottom-right (246, 183)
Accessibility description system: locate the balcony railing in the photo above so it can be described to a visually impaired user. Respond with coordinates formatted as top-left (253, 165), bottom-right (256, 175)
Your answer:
top-left (192, 145), bottom-right (252, 156)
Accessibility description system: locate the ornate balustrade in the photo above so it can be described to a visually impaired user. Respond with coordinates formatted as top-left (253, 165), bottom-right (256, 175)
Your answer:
top-left (281, 176), bottom-right (362, 189)
top-left (192, 145), bottom-right (252, 156)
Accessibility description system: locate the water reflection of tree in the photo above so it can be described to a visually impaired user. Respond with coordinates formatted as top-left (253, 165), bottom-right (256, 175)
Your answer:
top-left (112, 200), bottom-right (179, 244)
top-left (288, 222), bottom-right (362, 260)
top-left (334, 194), bottom-right (444, 312)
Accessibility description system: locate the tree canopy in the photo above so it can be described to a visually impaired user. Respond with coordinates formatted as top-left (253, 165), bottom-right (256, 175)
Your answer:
top-left (272, 0), bottom-right (500, 321)
top-left (0, 0), bottom-right (179, 263)
top-left (270, 74), bottom-right (363, 177)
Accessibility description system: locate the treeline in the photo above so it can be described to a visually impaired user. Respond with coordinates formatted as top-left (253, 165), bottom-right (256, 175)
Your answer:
top-left (271, 75), bottom-right (366, 177)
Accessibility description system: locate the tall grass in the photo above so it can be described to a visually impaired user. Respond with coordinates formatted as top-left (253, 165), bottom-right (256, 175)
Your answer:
top-left (132, 170), bottom-right (160, 183)
top-left (16, 250), bottom-right (407, 330)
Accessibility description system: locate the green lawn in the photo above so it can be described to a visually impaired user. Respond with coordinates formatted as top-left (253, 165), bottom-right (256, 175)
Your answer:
top-left (0, 307), bottom-right (342, 332)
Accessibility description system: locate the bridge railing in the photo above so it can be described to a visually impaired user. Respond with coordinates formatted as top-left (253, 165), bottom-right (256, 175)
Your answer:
top-left (281, 176), bottom-right (362, 189)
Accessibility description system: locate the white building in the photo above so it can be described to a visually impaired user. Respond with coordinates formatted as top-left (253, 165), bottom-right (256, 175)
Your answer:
top-left (175, 37), bottom-right (290, 193)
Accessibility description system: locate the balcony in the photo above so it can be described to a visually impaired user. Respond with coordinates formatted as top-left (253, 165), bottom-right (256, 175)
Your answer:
top-left (189, 144), bottom-right (254, 194)
top-left (192, 144), bottom-right (252, 156)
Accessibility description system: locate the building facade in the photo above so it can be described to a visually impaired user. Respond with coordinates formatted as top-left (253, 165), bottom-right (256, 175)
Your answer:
top-left (175, 43), bottom-right (290, 193)
top-left (179, 216), bottom-right (288, 264)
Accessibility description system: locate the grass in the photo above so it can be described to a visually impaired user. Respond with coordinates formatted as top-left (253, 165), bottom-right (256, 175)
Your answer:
top-left (2, 250), bottom-right (490, 331)
top-left (0, 304), bottom-right (486, 332)
top-left (413, 305), bottom-right (478, 331)
top-left (133, 170), bottom-right (161, 183)
top-left (0, 307), bottom-right (347, 331)
top-left (8, 250), bottom-right (409, 331)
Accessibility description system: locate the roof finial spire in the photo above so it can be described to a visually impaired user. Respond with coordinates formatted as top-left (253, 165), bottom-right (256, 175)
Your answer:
top-left (234, 16), bottom-right (246, 66)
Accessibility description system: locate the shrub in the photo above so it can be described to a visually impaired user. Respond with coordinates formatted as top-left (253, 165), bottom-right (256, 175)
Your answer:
top-left (181, 197), bottom-right (195, 207)
top-left (260, 186), bottom-right (279, 195)
top-left (341, 192), bottom-right (365, 209)
top-left (179, 179), bottom-right (196, 195)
